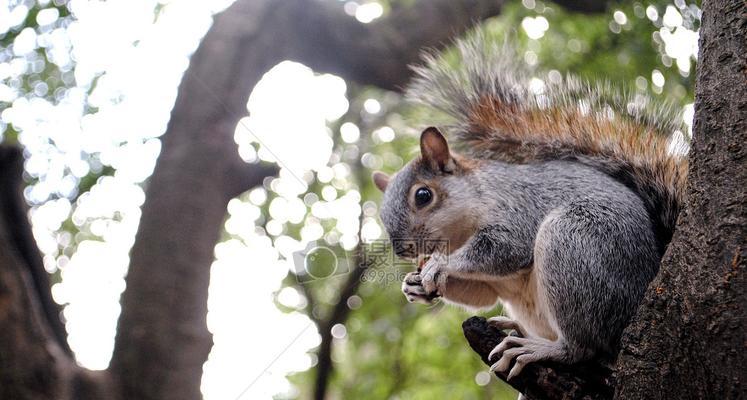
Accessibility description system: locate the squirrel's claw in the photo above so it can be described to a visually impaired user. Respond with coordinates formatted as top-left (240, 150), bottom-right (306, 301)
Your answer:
top-left (490, 347), bottom-right (526, 374)
top-left (488, 336), bottom-right (528, 363)
top-left (488, 336), bottom-right (566, 380)
top-left (488, 336), bottom-right (535, 378)
top-left (487, 316), bottom-right (528, 338)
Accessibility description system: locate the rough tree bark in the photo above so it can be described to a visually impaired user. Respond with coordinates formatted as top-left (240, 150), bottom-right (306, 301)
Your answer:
top-left (464, 1), bottom-right (746, 399)
top-left (614, 0), bottom-right (746, 398)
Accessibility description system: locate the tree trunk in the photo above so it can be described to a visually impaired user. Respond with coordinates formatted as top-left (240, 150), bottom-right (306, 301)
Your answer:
top-left (614, 0), bottom-right (746, 398)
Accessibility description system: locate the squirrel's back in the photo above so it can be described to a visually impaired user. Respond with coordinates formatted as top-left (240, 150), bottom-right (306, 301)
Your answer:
top-left (407, 33), bottom-right (688, 254)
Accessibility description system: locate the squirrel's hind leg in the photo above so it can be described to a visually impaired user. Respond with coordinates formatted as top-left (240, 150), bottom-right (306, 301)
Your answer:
top-left (515, 198), bottom-right (658, 375)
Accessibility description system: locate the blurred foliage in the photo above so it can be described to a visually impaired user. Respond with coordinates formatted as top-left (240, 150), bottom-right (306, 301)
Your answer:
top-left (1, 0), bottom-right (699, 399)
top-left (1, 0), bottom-right (77, 131)
top-left (1, 0), bottom-right (78, 286)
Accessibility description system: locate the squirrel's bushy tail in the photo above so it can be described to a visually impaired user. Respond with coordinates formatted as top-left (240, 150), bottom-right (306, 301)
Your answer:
top-left (407, 33), bottom-right (688, 252)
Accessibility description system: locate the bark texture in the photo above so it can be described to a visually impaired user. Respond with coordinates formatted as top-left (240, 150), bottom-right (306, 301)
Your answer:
top-left (614, 0), bottom-right (747, 398)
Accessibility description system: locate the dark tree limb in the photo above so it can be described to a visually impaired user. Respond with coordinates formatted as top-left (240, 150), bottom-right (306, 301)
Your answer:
top-left (226, 159), bottom-right (279, 200)
top-left (281, 0), bottom-right (505, 92)
top-left (312, 126), bottom-right (377, 400)
top-left (283, 0), bottom-right (616, 92)
top-left (0, 145), bottom-right (112, 400)
top-left (0, 146), bottom-right (70, 355)
top-left (550, 1), bottom-right (615, 13)
top-left (0, 147), bottom-right (71, 399)
top-left (463, 317), bottom-right (615, 400)
top-left (313, 251), bottom-right (371, 400)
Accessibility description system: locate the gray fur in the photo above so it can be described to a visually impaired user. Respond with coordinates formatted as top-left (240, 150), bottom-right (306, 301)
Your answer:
top-left (407, 32), bottom-right (687, 253)
top-left (379, 32), bottom-right (684, 376)
top-left (379, 158), bottom-right (660, 370)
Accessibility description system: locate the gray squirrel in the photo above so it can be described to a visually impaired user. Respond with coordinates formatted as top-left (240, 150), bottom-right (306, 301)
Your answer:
top-left (372, 36), bottom-right (688, 379)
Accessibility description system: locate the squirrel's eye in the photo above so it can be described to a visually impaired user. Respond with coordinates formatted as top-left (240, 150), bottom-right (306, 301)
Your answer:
top-left (414, 187), bottom-right (433, 207)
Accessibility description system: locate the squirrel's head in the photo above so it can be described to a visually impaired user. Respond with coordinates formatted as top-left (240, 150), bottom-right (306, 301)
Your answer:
top-left (373, 127), bottom-right (480, 259)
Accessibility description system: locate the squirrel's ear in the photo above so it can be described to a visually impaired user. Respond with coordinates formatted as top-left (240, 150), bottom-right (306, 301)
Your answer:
top-left (372, 171), bottom-right (389, 192)
top-left (420, 127), bottom-right (454, 173)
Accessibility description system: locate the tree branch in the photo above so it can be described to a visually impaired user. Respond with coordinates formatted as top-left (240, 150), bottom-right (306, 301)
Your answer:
top-left (313, 250), bottom-right (371, 400)
top-left (0, 145), bottom-right (109, 399)
top-left (281, 0), bottom-right (617, 91)
top-left (463, 317), bottom-right (615, 400)
top-left (282, 0), bottom-right (506, 92)
top-left (551, 1), bottom-right (615, 13)
top-left (0, 145), bottom-right (70, 355)
top-left (226, 159), bottom-right (279, 200)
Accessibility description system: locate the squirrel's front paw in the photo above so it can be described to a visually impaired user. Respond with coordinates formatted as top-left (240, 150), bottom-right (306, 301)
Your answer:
top-left (420, 255), bottom-right (448, 298)
top-left (401, 272), bottom-right (438, 304)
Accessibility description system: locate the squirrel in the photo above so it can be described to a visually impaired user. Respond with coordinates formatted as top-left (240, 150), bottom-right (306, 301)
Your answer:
top-left (372, 35), bottom-right (688, 379)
